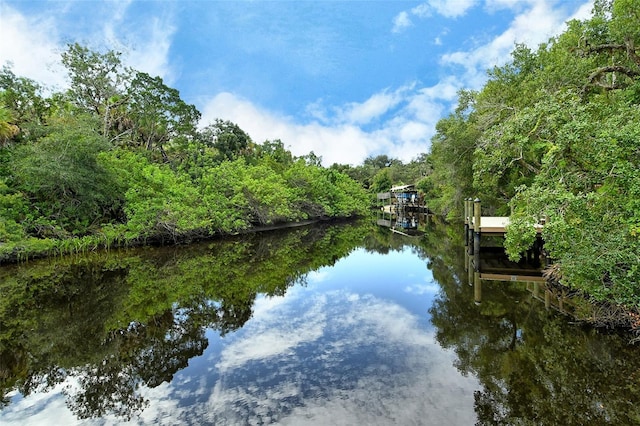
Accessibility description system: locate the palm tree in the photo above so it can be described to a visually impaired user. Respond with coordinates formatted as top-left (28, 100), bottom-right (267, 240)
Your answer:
top-left (0, 104), bottom-right (19, 146)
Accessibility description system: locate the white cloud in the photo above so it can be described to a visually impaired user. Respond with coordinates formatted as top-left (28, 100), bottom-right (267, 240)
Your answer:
top-left (201, 77), bottom-right (461, 166)
top-left (393, 0), bottom-right (477, 33)
top-left (341, 90), bottom-right (404, 125)
top-left (411, 3), bottom-right (432, 18)
top-left (202, 92), bottom-right (371, 164)
top-left (568, 0), bottom-right (595, 21)
top-left (251, 293), bottom-right (291, 319)
top-left (441, 0), bottom-right (591, 90)
top-left (405, 279), bottom-right (440, 295)
top-left (72, 264), bottom-right (468, 425)
top-left (104, 10), bottom-right (177, 83)
top-left (0, 4), bottom-right (66, 90)
top-left (201, 92), bottom-right (386, 165)
top-left (200, 80), bottom-right (459, 166)
top-left (306, 270), bottom-right (331, 284)
top-left (0, 383), bottom-right (77, 426)
top-left (179, 289), bottom-right (477, 425)
top-left (334, 84), bottom-right (415, 125)
top-left (0, 2), bottom-right (175, 92)
top-left (391, 11), bottom-right (412, 33)
top-left (429, 0), bottom-right (478, 18)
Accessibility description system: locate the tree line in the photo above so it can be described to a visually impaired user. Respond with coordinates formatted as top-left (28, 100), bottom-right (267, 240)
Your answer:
top-left (424, 0), bottom-right (640, 308)
top-left (0, 45), bottom-right (370, 261)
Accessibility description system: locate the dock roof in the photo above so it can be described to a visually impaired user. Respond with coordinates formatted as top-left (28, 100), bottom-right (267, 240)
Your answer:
top-left (390, 184), bottom-right (415, 192)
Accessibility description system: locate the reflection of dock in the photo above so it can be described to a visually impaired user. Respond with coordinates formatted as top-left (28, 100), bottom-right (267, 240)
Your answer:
top-left (467, 247), bottom-right (545, 283)
top-left (526, 282), bottom-right (577, 316)
top-left (465, 247), bottom-right (545, 305)
top-left (465, 250), bottom-right (576, 316)
top-left (376, 218), bottom-right (393, 227)
top-left (377, 210), bottom-right (426, 236)
top-left (464, 248), bottom-right (577, 317)
top-left (377, 184), bottom-right (429, 236)
top-left (463, 198), bottom-right (547, 305)
top-left (467, 256), bottom-right (578, 316)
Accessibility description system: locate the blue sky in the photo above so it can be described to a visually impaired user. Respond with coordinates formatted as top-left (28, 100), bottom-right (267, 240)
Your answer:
top-left (0, 0), bottom-right (592, 165)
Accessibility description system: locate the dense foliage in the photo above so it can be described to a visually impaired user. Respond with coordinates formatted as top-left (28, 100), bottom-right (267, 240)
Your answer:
top-left (425, 0), bottom-right (640, 307)
top-left (0, 46), bottom-right (369, 261)
top-left (330, 153), bottom-right (430, 198)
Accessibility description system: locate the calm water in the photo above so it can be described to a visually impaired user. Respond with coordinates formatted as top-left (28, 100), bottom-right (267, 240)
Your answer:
top-left (1, 220), bottom-right (639, 425)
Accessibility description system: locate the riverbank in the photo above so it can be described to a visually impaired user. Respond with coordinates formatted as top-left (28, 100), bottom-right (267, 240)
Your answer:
top-left (541, 269), bottom-right (640, 344)
top-left (0, 215), bottom-right (361, 265)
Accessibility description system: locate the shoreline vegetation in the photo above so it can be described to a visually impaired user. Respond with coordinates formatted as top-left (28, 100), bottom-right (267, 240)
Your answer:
top-left (0, 216), bottom-right (359, 264)
top-left (543, 275), bottom-right (640, 343)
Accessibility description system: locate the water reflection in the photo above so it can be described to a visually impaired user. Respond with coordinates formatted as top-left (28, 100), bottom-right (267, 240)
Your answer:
top-left (171, 284), bottom-right (477, 425)
top-left (1, 221), bottom-right (481, 424)
top-left (2, 219), bottom-right (640, 425)
top-left (425, 220), bottom-right (640, 425)
top-left (376, 208), bottom-right (428, 237)
top-left (0, 223), bottom-right (371, 421)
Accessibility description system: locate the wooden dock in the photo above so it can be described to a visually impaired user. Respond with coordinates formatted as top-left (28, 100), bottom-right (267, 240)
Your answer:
top-left (471, 216), bottom-right (510, 234)
top-left (464, 198), bottom-right (544, 248)
top-left (463, 198), bottom-right (547, 304)
top-left (470, 215), bottom-right (544, 235)
top-left (464, 199), bottom-right (544, 236)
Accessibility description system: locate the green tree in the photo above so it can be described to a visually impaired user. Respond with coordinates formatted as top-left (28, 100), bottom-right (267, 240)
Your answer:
top-left (102, 150), bottom-right (211, 242)
top-left (298, 150), bottom-right (323, 167)
top-left (11, 113), bottom-right (122, 237)
top-left (363, 154), bottom-right (400, 169)
top-left (505, 95), bottom-right (640, 305)
top-left (0, 65), bottom-right (50, 143)
top-left (252, 139), bottom-right (294, 171)
top-left (199, 119), bottom-right (253, 162)
top-left (61, 43), bottom-right (130, 138)
top-left (0, 103), bottom-right (19, 146)
top-left (427, 91), bottom-right (478, 219)
top-left (370, 168), bottom-right (393, 194)
top-left (577, 0), bottom-right (640, 96)
top-left (242, 163), bottom-right (297, 225)
top-left (125, 72), bottom-right (200, 163)
top-left (0, 178), bottom-right (27, 242)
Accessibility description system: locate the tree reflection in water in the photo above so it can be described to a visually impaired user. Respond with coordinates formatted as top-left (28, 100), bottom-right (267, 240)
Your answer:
top-left (423, 219), bottom-right (640, 426)
top-left (0, 221), bottom-right (371, 420)
top-left (2, 218), bottom-right (640, 424)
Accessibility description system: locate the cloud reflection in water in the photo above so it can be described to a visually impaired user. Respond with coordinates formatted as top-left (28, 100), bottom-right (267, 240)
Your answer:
top-left (1, 248), bottom-right (479, 425)
top-left (149, 282), bottom-right (479, 425)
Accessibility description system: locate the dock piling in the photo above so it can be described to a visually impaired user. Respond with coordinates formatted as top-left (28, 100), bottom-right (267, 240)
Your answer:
top-left (473, 198), bottom-right (481, 271)
top-left (474, 271), bottom-right (482, 304)
top-left (464, 198), bottom-right (470, 247)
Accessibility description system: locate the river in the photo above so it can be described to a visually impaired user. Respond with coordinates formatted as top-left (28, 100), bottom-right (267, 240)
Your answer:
top-left (1, 219), bottom-right (639, 425)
